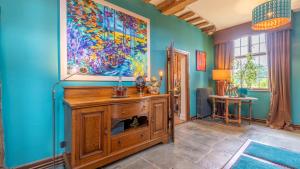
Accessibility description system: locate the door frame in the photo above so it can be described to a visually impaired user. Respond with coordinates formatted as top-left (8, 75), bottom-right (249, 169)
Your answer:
top-left (167, 48), bottom-right (191, 122)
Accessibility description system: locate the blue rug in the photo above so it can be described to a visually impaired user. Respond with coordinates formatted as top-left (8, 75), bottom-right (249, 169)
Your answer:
top-left (245, 142), bottom-right (300, 169)
top-left (224, 140), bottom-right (300, 169)
top-left (232, 155), bottom-right (281, 169)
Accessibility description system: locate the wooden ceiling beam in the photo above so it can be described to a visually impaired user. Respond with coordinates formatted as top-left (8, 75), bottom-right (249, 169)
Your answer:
top-left (205, 28), bottom-right (216, 35)
top-left (187, 17), bottom-right (204, 24)
top-left (161, 0), bottom-right (197, 15)
top-left (156, 0), bottom-right (174, 10)
top-left (178, 11), bottom-right (195, 20)
top-left (196, 21), bottom-right (209, 28)
top-left (202, 25), bottom-right (216, 32)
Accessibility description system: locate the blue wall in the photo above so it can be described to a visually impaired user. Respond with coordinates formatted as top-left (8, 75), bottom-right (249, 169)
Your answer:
top-left (291, 12), bottom-right (300, 125)
top-left (0, 0), bottom-right (213, 167)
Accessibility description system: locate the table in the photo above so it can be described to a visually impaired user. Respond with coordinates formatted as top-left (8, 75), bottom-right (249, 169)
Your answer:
top-left (208, 95), bottom-right (258, 126)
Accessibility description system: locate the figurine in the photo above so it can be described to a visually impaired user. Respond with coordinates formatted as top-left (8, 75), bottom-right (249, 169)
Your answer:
top-left (147, 76), bottom-right (161, 94)
top-left (130, 116), bottom-right (139, 128)
top-left (136, 75), bottom-right (146, 94)
top-left (226, 83), bottom-right (238, 97)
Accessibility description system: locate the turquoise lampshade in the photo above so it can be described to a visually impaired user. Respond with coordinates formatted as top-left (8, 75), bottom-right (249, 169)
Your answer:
top-left (252, 0), bottom-right (291, 31)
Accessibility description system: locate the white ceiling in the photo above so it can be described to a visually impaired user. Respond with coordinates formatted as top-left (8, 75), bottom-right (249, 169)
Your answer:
top-left (149, 0), bottom-right (300, 31)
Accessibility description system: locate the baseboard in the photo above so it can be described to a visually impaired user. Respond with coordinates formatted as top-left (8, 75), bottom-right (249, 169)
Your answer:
top-left (293, 124), bottom-right (300, 130)
top-left (15, 156), bottom-right (64, 169)
top-left (250, 118), bottom-right (267, 124)
top-left (190, 116), bottom-right (197, 120)
top-left (241, 117), bottom-right (300, 131)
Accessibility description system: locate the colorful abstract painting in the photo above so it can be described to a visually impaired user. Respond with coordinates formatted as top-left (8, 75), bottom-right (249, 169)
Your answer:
top-left (196, 50), bottom-right (206, 72)
top-left (60, 0), bottom-right (150, 81)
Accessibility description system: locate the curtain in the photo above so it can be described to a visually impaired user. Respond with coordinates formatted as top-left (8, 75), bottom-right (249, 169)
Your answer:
top-left (266, 30), bottom-right (292, 130)
top-left (214, 41), bottom-right (234, 69)
top-left (214, 41), bottom-right (234, 112)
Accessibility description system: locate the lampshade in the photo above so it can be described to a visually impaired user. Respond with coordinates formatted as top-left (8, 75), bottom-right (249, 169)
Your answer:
top-left (212, 69), bottom-right (232, 81)
top-left (252, 0), bottom-right (291, 31)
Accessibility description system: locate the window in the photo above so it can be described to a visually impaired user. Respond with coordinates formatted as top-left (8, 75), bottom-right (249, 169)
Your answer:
top-left (233, 33), bottom-right (268, 89)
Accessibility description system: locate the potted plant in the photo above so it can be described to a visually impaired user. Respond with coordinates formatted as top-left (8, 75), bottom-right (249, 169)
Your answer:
top-left (233, 54), bottom-right (260, 97)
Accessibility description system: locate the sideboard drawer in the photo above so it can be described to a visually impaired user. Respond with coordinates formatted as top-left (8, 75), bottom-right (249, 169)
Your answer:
top-left (111, 101), bottom-right (149, 119)
top-left (111, 127), bottom-right (150, 153)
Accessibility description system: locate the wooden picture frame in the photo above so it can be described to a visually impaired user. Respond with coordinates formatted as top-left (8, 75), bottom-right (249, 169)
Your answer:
top-left (60, 0), bottom-right (151, 81)
top-left (196, 50), bottom-right (206, 71)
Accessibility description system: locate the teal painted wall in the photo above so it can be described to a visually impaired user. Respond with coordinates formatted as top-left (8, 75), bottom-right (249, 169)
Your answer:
top-left (246, 12), bottom-right (300, 124)
top-left (0, 0), bottom-right (213, 167)
top-left (291, 12), bottom-right (300, 125)
top-left (0, 0), bottom-right (59, 167)
top-left (242, 91), bottom-right (271, 120)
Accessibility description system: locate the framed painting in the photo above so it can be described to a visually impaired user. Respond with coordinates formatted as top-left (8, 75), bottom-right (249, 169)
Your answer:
top-left (60, 0), bottom-right (150, 81)
top-left (196, 50), bottom-right (206, 72)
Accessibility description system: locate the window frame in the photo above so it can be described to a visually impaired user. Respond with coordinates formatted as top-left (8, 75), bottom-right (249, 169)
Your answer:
top-left (233, 33), bottom-right (269, 90)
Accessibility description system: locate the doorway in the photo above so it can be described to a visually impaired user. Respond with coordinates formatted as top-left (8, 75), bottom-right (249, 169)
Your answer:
top-left (168, 49), bottom-right (190, 126)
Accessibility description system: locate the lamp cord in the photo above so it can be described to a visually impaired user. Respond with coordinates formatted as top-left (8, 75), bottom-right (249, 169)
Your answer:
top-left (52, 72), bottom-right (78, 169)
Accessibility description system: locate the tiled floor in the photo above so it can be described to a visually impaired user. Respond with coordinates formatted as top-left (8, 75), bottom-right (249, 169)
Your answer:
top-left (102, 119), bottom-right (300, 169)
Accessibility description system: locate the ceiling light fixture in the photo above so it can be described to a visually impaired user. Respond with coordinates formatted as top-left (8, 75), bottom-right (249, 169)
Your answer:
top-left (252, 0), bottom-right (291, 31)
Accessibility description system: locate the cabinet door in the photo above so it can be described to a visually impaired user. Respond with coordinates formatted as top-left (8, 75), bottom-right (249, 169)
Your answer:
top-left (74, 106), bottom-right (110, 165)
top-left (151, 98), bottom-right (168, 139)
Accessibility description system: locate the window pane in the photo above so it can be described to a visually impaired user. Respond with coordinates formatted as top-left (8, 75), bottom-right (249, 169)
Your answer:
top-left (258, 66), bottom-right (268, 77)
top-left (252, 35), bottom-right (259, 45)
top-left (252, 79), bottom-right (260, 88)
top-left (233, 34), bottom-right (268, 89)
top-left (241, 46), bottom-right (248, 56)
top-left (260, 43), bottom-right (266, 53)
top-left (234, 39), bottom-right (240, 47)
top-left (259, 78), bottom-right (268, 88)
top-left (260, 55), bottom-right (268, 66)
top-left (260, 34), bottom-right (266, 43)
top-left (240, 57), bottom-right (247, 65)
top-left (241, 37), bottom-right (248, 46)
top-left (234, 47), bottom-right (241, 57)
top-left (253, 56), bottom-right (259, 65)
top-left (252, 44), bottom-right (259, 54)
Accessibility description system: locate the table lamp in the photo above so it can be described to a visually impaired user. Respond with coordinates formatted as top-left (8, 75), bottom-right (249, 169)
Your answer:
top-left (212, 69), bottom-right (232, 96)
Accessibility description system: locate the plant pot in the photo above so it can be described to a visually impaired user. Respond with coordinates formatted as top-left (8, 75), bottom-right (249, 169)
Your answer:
top-left (238, 88), bottom-right (248, 97)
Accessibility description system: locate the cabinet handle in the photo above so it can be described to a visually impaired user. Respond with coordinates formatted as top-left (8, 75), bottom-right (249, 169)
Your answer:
top-left (118, 140), bottom-right (121, 145)
top-left (104, 129), bottom-right (108, 135)
top-left (140, 134), bottom-right (144, 138)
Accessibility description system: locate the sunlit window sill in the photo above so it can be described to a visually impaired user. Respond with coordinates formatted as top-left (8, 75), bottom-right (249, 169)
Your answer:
top-left (248, 89), bottom-right (270, 92)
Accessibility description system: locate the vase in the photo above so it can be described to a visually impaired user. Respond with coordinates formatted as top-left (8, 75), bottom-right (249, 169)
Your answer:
top-left (238, 88), bottom-right (248, 97)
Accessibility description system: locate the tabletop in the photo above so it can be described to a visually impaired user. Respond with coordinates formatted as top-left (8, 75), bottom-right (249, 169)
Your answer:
top-left (208, 95), bottom-right (258, 101)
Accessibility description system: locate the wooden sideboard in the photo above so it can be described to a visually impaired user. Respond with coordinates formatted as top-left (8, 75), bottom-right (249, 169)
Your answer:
top-left (63, 86), bottom-right (169, 169)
